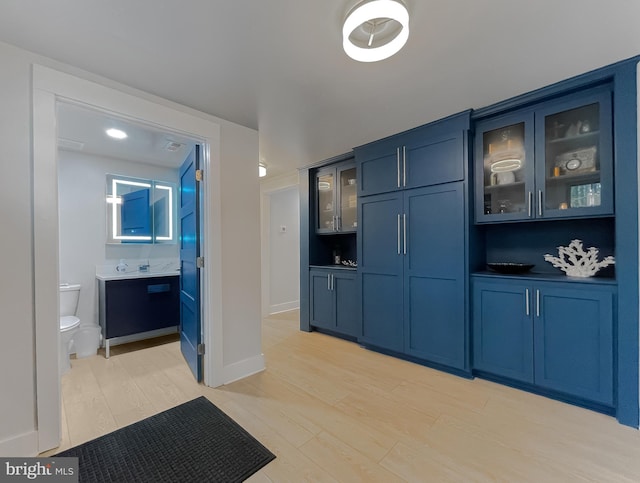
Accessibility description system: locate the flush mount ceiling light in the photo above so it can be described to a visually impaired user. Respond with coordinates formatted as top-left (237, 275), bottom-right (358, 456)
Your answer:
top-left (259, 162), bottom-right (267, 178)
top-left (343, 0), bottom-right (409, 62)
top-left (106, 128), bottom-right (127, 140)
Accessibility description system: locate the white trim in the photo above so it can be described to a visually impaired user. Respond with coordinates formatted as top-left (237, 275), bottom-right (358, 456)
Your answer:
top-left (636, 60), bottom-right (640, 424)
top-left (32, 64), bottom-right (224, 453)
top-left (0, 431), bottom-right (38, 457)
top-left (222, 354), bottom-right (266, 384)
top-left (269, 301), bottom-right (300, 315)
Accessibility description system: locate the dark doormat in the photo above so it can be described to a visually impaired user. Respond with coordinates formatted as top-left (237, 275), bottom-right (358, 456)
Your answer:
top-left (56, 396), bottom-right (275, 482)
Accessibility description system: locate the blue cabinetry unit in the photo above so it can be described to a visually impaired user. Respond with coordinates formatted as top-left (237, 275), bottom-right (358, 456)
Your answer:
top-left (356, 112), bottom-right (471, 372)
top-left (475, 87), bottom-right (613, 223)
top-left (309, 267), bottom-right (358, 338)
top-left (472, 275), bottom-right (614, 407)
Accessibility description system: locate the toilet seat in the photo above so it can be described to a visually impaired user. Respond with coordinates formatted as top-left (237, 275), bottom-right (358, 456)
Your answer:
top-left (60, 315), bottom-right (80, 332)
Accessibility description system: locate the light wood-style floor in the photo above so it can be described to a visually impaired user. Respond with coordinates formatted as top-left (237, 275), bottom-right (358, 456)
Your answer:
top-left (43, 309), bottom-right (640, 482)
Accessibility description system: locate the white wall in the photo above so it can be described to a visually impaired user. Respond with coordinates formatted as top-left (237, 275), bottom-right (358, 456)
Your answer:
top-left (58, 150), bottom-right (179, 328)
top-left (260, 171), bottom-right (300, 315)
top-left (0, 39), bottom-right (263, 455)
top-left (268, 187), bottom-right (300, 313)
top-left (0, 40), bottom-right (38, 457)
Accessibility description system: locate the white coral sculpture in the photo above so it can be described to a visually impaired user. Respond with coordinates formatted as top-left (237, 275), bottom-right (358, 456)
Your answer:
top-left (544, 239), bottom-right (615, 278)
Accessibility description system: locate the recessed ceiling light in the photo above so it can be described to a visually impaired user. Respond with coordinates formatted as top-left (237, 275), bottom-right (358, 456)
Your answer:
top-left (106, 128), bottom-right (127, 140)
top-left (343, 0), bottom-right (409, 63)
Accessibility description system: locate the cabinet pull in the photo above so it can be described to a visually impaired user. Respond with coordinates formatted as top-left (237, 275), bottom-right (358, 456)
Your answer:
top-left (403, 213), bottom-right (407, 255)
top-left (397, 214), bottom-right (401, 255)
top-left (528, 191), bottom-right (533, 218)
top-left (331, 274), bottom-right (334, 291)
top-left (327, 273), bottom-right (331, 291)
top-left (538, 190), bottom-right (543, 217)
top-left (536, 289), bottom-right (540, 317)
top-left (525, 288), bottom-right (530, 316)
top-left (396, 148), bottom-right (401, 188)
top-left (336, 216), bottom-right (341, 232)
top-left (402, 146), bottom-right (407, 187)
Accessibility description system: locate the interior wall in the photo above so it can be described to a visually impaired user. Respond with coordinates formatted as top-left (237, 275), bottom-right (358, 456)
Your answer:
top-left (57, 150), bottom-right (179, 328)
top-left (0, 40), bottom-right (37, 456)
top-left (268, 186), bottom-right (300, 313)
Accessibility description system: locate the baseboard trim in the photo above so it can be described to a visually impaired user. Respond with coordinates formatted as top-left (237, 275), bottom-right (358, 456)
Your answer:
top-left (0, 430), bottom-right (38, 457)
top-left (222, 354), bottom-right (266, 384)
top-left (269, 301), bottom-right (299, 315)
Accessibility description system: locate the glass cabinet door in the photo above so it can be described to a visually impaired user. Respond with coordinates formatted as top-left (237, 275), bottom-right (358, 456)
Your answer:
top-left (476, 112), bottom-right (535, 222)
top-left (316, 170), bottom-right (335, 232)
top-left (537, 89), bottom-right (613, 218)
top-left (338, 166), bottom-right (357, 232)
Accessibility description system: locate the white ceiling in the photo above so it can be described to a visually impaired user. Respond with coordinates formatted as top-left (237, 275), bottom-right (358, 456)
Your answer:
top-left (1, 1), bottom-right (640, 177)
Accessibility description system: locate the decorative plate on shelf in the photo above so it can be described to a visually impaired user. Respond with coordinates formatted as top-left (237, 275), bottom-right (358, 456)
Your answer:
top-left (487, 263), bottom-right (534, 274)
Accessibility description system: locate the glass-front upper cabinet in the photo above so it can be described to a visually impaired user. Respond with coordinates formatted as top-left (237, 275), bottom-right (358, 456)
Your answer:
top-left (475, 111), bottom-right (535, 222)
top-left (315, 161), bottom-right (357, 234)
top-left (475, 86), bottom-right (613, 223)
top-left (535, 89), bottom-right (613, 218)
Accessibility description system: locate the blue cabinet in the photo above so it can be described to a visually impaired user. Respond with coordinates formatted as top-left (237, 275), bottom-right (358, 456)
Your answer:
top-left (472, 276), bottom-right (614, 406)
top-left (309, 268), bottom-right (358, 338)
top-left (475, 87), bottom-right (613, 222)
top-left (358, 183), bottom-right (467, 370)
top-left (356, 113), bottom-right (469, 197)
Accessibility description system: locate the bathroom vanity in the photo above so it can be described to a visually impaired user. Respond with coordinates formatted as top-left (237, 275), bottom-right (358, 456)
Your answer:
top-left (96, 271), bottom-right (180, 357)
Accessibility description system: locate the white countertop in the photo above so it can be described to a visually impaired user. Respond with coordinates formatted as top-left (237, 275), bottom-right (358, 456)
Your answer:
top-left (96, 270), bottom-right (180, 281)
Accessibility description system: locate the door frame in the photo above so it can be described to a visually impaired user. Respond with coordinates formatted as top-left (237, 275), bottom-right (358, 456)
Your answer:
top-left (32, 65), bottom-right (224, 452)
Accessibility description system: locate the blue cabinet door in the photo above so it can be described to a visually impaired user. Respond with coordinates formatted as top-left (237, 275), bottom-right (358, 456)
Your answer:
top-left (404, 183), bottom-right (466, 369)
top-left (534, 88), bottom-right (614, 219)
top-left (358, 192), bottom-right (404, 352)
top-left (334, 271), bottom-right (359, 337)
top-left (310, 269), bottom-right (334, 330)
top-left (402, 120), bottom-right (466, 190)
top-left (474, 110), bottom-right (536, 223)
top-left (472, 278), bottom-right (534, 383)
top-left (534, 282), bottom-right (614, 405)
top-left (356, 138), bottom-right (401, 197)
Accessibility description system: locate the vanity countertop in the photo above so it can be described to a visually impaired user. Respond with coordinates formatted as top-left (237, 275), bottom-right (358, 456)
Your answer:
top-left (96, 270), bottom-right (180, 281)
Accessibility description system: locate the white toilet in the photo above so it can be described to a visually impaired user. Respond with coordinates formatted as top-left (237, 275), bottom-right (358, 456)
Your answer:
top-left (59, 283), bottom-right (81, 376)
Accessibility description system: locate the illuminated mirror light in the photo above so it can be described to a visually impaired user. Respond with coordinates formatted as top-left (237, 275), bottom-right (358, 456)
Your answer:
top-left (155, 185), bottom-right (173, 241)
top-left (106, 128), bottom-right (128, 139)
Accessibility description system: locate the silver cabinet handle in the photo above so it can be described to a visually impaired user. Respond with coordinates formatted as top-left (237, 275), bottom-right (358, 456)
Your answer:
top-left (525, 288), bottom-right (530, 316)
top-left (332, 216), bottom-right (335, 231)
top-left (396, 147), bottom-right (401, 188)
top-left (397, 214), bottom-right (401, 255)
top-left (327, 273), bottom-right (331, 290)
top-left (538, 190), bottom-right (543, 217)
top-left (536, 289), bottom-right (540, 317)
top-left (336, 216), bottom-right (340, 232)
top-left (331, 274), bottom-right (334, 291)
top-left (403, 213), bottom-right (407, 255)
top-left (528, 191), bottom-right (533, 218)
top-left (402, 146), bottom-right (407, 187)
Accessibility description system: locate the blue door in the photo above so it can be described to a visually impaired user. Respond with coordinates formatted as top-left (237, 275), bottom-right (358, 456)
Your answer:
top-left (179, 146), bottom-right (202, 381)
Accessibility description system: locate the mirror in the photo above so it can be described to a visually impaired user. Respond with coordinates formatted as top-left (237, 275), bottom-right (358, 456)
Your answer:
top-left (106, 174), bottom-right (176, 244)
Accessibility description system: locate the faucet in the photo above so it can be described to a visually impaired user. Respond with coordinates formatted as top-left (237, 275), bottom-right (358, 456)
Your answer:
top-left (138, 263), bottom-right (150, 272)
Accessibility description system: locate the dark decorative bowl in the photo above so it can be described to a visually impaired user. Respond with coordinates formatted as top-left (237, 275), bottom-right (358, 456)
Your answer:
top-left (487, 263), bottom-right (535, 274)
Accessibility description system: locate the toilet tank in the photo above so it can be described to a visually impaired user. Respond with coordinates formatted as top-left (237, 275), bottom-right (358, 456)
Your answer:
top-left (59, 283), bottom-right (81, 317)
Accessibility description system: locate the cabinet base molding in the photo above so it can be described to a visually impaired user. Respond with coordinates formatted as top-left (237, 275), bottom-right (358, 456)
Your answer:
top-left (473, 370), bottom-right (615, 417)
top-left (312, 326), bottom-right (357, 343)
top-left (360, 342), bottom-right (473, 380)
